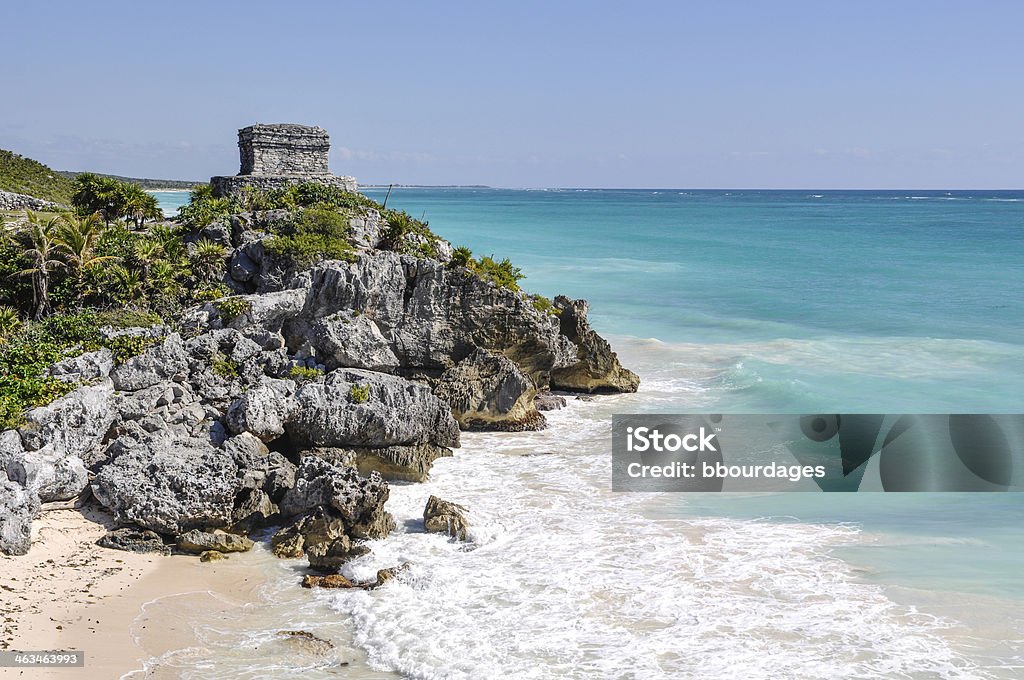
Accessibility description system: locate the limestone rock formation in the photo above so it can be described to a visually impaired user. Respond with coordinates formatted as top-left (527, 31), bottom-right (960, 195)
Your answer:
top-left (6, 446), bottom-right (89, 502)
top-left (0, 479), bottom-right (39, 556)
top-left (96, 527), bottom-right (171, 555)
top-left (550, 296), bottom-right (640, 393)
top-left (285, 369), bottom-right (460, 449)
top-left (91, 431), bottom-right (240, 535)
top-left (434, 349), bottom-right (544, 431)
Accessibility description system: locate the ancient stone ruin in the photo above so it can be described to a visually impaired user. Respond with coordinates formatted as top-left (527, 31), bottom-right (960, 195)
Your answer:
top-left (211, 123), bottom-right (357, 197)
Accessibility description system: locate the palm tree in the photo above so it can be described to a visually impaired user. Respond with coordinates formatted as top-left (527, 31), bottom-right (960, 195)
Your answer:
top-left (0, 305), bottom-right (20, 343)
top-left (122, 186), bottom-right (163, 229)
top-left (15, 210), bottom-right (67, 320)
top-left (106, 264), bottom-right (143, 305)
top-left (147, 260), bottom-right (179, 297)
top-left (191, 238), bottom-right (226, 282)
top-left (56, 212), bottom-right (116, 299)
top-left (132, 239), bottom-right (164, 280)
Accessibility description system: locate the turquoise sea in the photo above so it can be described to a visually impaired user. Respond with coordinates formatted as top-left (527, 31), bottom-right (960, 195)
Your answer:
top-left (149, 188), bottom-right (1024, 678)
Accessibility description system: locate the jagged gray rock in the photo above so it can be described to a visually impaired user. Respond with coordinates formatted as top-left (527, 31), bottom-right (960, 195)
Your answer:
top-left (434, 349), bottom-right (544, 431)
top-left (283, 311), bottom-right (400, 372)
top-left (91, 431), bottom-right (240, 535)
top-left (18, 379), bottom-right (116, 458)
top-left (550, 296), bottom-right (640, 393)
top-left (225, 377), bottom-right (297, 442)
top-left (0, 429), bottom-right (24, 473)
top-left (286, 368), bottom-right (460, 449)
top-left (6, 446), bottom-right (89, 502)
top-left (279, 456), bottom-right (393, 539)
top-left (110, 334), bottom-right (191, 391)
top-left (535, 392), bottom-right (568, 411)
top-left (96, 527), bottom-right (171, 555)
top-left (46, 348), bottom-right (114, 383)
top-left (0, 478), bottom-right (39, 556)
top-left (299, 444), bottom-right (451, 482)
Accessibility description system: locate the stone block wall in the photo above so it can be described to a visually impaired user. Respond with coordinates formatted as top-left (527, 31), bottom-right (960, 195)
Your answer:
top-left (210, 174), bottom-right (357, 198)
top-left (0, 190), bottom-right (62, 211)
top-left (238, 124), bottom-right (331, 176)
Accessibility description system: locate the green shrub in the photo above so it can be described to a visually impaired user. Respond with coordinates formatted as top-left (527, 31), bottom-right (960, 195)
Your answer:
top-left (213, 297), bottom-right (252, 322)
top-left (177, 184), bottom-right (232, 229)
top-left (349, 383), bottom-right (370, 404)
top-left (102, 334), bottom-right (158, 365)
top-left (264, 207), bottom-right (355, 269)
top-left (0, 312), bottom-right (103, 427)
top-left (288, 365), bottom-right (324, 383)
top-left (530, 294), bottom-right (560, 316)
top-left (474, 255), bottom-right (525, 292)
top-left (95, 309), bottom-right (163, 329)
top-left (212, 352), bottom-right (239, 379)
top-left (0, 305), bottom-right (21, 341)
top-left (193, 283), bottom-right (231, 302)
top-left (450, 246), bottom-right (473, 268)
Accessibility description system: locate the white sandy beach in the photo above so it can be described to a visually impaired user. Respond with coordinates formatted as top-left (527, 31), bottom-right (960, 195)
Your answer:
top-left (0, 506), bottom-right (268, 679)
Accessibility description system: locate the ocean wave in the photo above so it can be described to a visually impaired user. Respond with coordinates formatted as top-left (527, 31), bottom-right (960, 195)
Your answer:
top-left (324, 407), bottom-right (994, 679)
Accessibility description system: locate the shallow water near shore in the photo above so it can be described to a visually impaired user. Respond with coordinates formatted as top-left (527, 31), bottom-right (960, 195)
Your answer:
top-left (143, 188), bottom-right (1024, 678)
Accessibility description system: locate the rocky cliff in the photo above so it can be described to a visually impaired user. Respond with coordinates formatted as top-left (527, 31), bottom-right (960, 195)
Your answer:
top-left (0, 189), bottom-right (638, 574)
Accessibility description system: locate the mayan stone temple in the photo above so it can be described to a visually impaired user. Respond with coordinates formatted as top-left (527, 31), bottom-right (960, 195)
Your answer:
top-left (210, 123), bottom-right (357, 197)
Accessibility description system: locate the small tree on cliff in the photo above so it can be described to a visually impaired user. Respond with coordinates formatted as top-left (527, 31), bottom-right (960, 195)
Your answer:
top-left (15, 211), bottom-right (66, 319)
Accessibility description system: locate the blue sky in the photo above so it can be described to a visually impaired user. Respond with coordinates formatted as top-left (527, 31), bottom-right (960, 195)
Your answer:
top-left (2, 1), bottom-right (1022, 188)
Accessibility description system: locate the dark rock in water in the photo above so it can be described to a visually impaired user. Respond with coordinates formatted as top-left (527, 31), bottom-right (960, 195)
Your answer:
top-left (279, 456), bottom-right (393, 539)
top-left (275, 458), bottom-right (393, 569)
top-left (177, 529), bottom-right (254, 554)
top-left (434, 349), bottom-right (545, 431)
top-left (550, 296), bottom-right (640, 393)
top-left (423, 495), bottom-right (470, 541)
top-left (278, 629), bottom-right (335, 655)
top-left (96, 526), bottom-right (170, 555)
top-left (301, 573), bottom-right (358, 589)
top-left (305, 536), bottom-right (370, 571)
top-left (300, 564), bottom-right (407, 589)
top-left (199, 550), bottom-right (227, 562)
top-left (271, 523), bottom-right (305, 559)
top-left (275, 506), bottom-right (347, 554)
top-left (535, 392), bottom-right (567, 412)
top-left (0, 479), bottom-right (40, 556)
top-left (374, 562), bottom-right (411, 586)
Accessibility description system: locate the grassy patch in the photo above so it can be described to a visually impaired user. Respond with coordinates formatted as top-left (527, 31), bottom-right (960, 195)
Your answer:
top-left (263, 207), bottom-right (356, 269)
top-left (213, 296), bottom-right (252, 323)
top-left (288, 365), bottom-right (324, 383)
top-left (212, 351), bottom-right (240, 379)
top-left (0, 149), bottom-right (75, 204)
top-left (349, 383), bottom-right (370, 404)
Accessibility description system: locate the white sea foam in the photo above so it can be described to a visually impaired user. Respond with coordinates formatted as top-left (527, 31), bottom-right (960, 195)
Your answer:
top-left (323, 405), bottom-right (995, 679)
